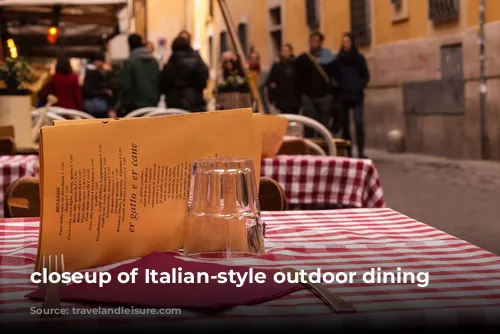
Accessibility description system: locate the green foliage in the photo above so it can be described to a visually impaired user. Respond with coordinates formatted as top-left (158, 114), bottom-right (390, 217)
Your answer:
top-left (0, 57), bottom-right (33, 91)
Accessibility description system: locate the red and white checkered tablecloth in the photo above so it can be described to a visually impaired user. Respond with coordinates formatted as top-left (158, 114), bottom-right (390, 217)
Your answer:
top-left (1, 209), bottom-right (499, 331)
top-left (261, 156), bottom-right (385, 209)
top-left (0, 155), bottom-right (40, 218)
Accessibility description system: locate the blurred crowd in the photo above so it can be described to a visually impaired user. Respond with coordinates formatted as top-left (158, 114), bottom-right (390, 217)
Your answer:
top-left (32, 29), bottom-right (370, 158)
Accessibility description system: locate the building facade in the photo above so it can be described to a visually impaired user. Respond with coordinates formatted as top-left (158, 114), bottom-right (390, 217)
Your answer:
top-left (141, 0), bottom-right (500, 160)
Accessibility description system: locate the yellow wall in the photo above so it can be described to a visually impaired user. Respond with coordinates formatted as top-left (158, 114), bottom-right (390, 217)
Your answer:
top-left (146, 0), bottom-right (189, 50)
top-left (322, 0), bottom-right (350, 53)
top-left (468, 0), bottom-right (500, 27)
top-left (374, 0), bottom-right (427, 45)
top-left (146, 0), bottom-right (500, 71)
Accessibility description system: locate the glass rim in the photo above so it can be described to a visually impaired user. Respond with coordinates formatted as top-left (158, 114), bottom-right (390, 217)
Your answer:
top-left (193, 157), bottom-right (254, 164)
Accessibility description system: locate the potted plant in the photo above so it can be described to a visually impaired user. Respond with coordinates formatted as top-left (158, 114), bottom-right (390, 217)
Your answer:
top-left (0, 57), bottom-right (36, 150)
top-left (0, 57), bottom-right (33, 95)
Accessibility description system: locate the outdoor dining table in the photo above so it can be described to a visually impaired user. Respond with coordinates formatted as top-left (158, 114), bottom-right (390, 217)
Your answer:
top-left (0, 155), bottom-right (384, 218)
top-left (261, 155), bottom-right (385, 209)
top-left (1, 208), bottom-right (499, 332)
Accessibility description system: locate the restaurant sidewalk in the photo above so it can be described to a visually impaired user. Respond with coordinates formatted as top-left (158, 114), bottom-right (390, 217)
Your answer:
top-left (366, 148), bottom-right (500, 191)
top-left (365, 148), bottom-right (500, 255)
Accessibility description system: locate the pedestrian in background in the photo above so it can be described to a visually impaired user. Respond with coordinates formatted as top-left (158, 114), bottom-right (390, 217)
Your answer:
top-left (295, 31), bottom-right (337, 137)
top-left (82, 52), bottom-right (111, 118)
top-left (267, 44), bottom-right (301, 114)
top-left (41, 57), bottom-right (83, 110)
top-left (336, 32), bottom-right (370, 158)
top-left (121, 33), bottom-right (160, 115)
top-left (248, 49), bottom-right (271, 114)
top-left (160, 36), bottom-right (209, 112)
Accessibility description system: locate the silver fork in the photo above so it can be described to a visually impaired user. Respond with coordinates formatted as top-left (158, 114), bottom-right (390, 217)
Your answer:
top-left (39, 254), bottom-right (64, 317)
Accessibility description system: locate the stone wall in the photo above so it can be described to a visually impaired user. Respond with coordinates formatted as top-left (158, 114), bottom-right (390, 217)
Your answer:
top-left (364, 21), bottom-right (500, 161)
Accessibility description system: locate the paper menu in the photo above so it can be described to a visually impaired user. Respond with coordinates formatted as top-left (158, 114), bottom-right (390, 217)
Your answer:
top-left (36, 109), bottom-right (262, 272)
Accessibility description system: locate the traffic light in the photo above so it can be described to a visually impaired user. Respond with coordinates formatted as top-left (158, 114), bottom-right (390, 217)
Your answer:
top-left (47, 25), bottom-right (59, 44)
top-left (6, 38), bottom-right (17, 59)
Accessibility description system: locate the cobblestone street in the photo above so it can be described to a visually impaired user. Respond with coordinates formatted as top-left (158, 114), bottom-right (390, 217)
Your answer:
top-left (367, 149), bottom-right (500, 255)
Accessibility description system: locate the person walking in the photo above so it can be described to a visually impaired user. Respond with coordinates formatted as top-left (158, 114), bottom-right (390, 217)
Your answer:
top-left (121, 33), bottom-right (160, 115)
top-left (295, 31), bottom-right (337, 137)
top-left (42, 58), bottom-right (83, 110)
top-left (160, 36), bottom-right (209, 112)
top-left (336, 33), bottom-right (370, 158)
top-left (267, 44), bottom-right (301, 114)
top-left (82, 52), bottom-right (111, 118)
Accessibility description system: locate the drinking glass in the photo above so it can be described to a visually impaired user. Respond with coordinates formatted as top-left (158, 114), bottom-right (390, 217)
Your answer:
top-left (286, 121), bottom-right (304, 137)
top-left (184, 158), bottom-right (265, 258)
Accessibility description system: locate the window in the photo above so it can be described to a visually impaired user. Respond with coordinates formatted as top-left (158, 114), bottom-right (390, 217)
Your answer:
top-left (268, 6), bottom-right (282, 60)
top-left (391, 0), bottom-right (409, 23)
top-left (238, 23), bottom-right (248, 55)
top-left (305, 0), bottom-right (319, 31)
top-left (270, 31), bottom-right (282, 59)
top-left (270, 7), bottom-right (282, 26)
top-left (349, 0), bottom-right (371, 46)
top-left (428, 0), bottom-right (459, 23)
top-left (220, 31), bottom-right (228, 54)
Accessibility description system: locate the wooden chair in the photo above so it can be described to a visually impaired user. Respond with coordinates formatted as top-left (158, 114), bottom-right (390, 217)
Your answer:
top-left (310, 138), bottom-right (352, 157)
top-left (258, 177), bottom-right (286, 211)
top-left (0, 137), bottom-right (16, 155)
top-left (278, 139), bottom-right (310, 155)
top-left (4, 177), bottom-right (40, 218)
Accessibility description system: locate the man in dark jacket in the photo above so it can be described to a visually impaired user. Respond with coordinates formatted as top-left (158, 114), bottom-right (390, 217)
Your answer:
top-left (160, 36), bottom-right (209, 112)
top-left (121, 34), bottom-right (160, 115)
top-left (295, 31), bottom-right (339, 137)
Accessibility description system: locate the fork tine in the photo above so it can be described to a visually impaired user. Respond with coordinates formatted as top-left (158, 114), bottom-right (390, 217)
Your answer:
top-left (60, 254), bottom-right (65, 273)
top-left (41, 254), bottom-right (63, 317)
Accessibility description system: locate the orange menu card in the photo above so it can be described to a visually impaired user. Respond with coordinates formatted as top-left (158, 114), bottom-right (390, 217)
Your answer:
top-left (35, 109), bottom-right (262, 272)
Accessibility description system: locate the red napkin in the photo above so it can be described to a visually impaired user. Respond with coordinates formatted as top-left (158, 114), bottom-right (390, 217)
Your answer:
top-left (26, 252), bottom-right (304, 309)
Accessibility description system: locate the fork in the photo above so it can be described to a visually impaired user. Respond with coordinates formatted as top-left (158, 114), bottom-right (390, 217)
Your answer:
top-left (282, 267), bottom-right (357, 313)
top-left (39, 254), bottom-right (64, 318)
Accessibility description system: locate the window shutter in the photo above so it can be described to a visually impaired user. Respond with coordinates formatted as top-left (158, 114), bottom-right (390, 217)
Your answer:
top-left (350, 0), bottom-right (371, 46)
top-left (220, 31), bottom-right (228, 54)
top-left (428, 0), bottom-right (460, 23)
top-left (238, 23), bottom-right (248, 55)
top-left (305, 0), bottom-right (319, 31)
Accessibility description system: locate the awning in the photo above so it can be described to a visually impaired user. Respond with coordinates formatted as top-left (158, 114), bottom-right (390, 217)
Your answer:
top-left (0, 0), bottom-right (127, 58)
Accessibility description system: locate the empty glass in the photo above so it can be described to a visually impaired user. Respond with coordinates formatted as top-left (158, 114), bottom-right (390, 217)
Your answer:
top-left (286, 121), bottom-right (304, 137)
top-left (184, 158), bottom-right (265, 258)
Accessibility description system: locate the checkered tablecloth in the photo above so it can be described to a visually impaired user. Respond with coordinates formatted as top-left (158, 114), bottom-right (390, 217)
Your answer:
top-left (261, 156), bottom-right (385, 209)
top-left (0, 155), bottom-right (40, 218)
top-left (1, 209), bottom-right (499, 331)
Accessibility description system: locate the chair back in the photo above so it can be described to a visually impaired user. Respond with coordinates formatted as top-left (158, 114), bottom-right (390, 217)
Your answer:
top-left (278, 139), bottom-right (310, 155)
top-left (124, 107), bottom-right (159, 118)
top-left (32, 107), bottom-right (94, 120)
top-left (145, 109), bottom-right (190, 117)
top-left (4, 177), bottom-right (40, 218)
top-left (258, 177), bottom-right (286, 211)
top-left (0, 137), bottom-right (16, 155)
top-left (278, 114), bottom-right (337, 156)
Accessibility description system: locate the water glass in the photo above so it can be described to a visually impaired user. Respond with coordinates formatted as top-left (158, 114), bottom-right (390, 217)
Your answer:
top-left (286, 121), bottom-right (304, 137)
top-left (183, 158), bottom-right (265, 258)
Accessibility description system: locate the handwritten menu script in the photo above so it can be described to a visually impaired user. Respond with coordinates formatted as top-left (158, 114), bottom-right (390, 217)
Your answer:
top-left (36, 109), bottom-right (262, 272)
